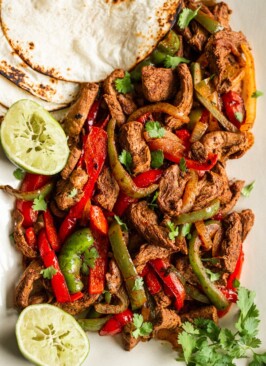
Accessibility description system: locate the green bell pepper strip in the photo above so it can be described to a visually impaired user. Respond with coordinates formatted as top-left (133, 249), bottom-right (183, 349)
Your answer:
top-left (157, 30), bottom-right (180, 55)
top-left (151, 49), bottom-right (167, 65)
top-left (0, 181), bottom-right (54, 201)
top-left (58, 228), bottom-right (94, 294)
top-left (107, 118), bottom-right (158, 199)
top-left (195, 11), bottom-right (223, 34)
top-left (191, 63), bottom-right (238, 133)
top-left (188, 230), bottom-right (229, 310)
top-left (78, 316), bottom-right (111, 332)
top-left (173, 199), bottom-right (220, 225)
top-left (108, 221), bottom-right (147, 310)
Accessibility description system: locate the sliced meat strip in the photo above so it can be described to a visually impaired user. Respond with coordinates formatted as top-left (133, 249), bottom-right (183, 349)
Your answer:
top-left (239, 209), bottom-right (255, 242)
top-left (180, 305), bottom-right (218, 324)
top-left (94, 166), bottom-right (119, 212)
top-left (55, 167), bottom-right (88, 211)
top-left (155, 328), bottom-right (180, 349)
top-left (153, 291), bottom-right (172, 308)
top-left (191, 131), bottom-right (253, 162)
top-left (122, 322), bottom-right (141, 351)
top-left (133, 244), bottom-right (173, 274)
top-left (141, 66), bottom-right (176, 102)
top-left (105, 259), bottom-right (122, 295)
top-left (117, 93), bottom-right (137, 115)
top-left (119, 121), bottom-right (151, 175)
top-left (13, 210), bottom-right (38, 258)
top-left (212, 2), bottom-right (232, 29)
top-left (220, 212), bottom-right (242, 273)
top-left (63, 83), bottom-right (99, 137)
top-left (61, 144), bottom-right (82, 180)
top-left (175, 257), bottom-right (199, 287)
top-left (205, 30), bottom-right (247, 93)
top-left (188, 21), bottom-right (209, 52)
top-left (165, 64), bottom-right (193, 129)
top-left (127, 201), bottom-right (178, 250)
top-left (212, 161), bottom-right (232, 204)
top-left (95, 286), bottom-right (129, 314)
top-left (193, 171), bottom-right (224, 210)
top-left (15, 259), bottom-right (44, 308)
top-left (153, 308), bottom-right (181, 334)
top-left (104, 94), bottom-right (126, 125)
top-left (54, 294), bottom-right (99, 315)
top-left (158, 165), bottom-right (190, 216)
top-left (220, 180), bottom-right (245, 216)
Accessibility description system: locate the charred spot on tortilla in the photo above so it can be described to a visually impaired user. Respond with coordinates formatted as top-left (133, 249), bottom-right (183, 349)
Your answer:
top-left (28, 42), bottom-right (34, 50)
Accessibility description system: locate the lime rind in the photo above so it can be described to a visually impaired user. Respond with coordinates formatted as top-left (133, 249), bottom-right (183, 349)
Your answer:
top-left (16, 304), bottom-right (90, 366)
top-left (0, 99), bottom-right (69, 175)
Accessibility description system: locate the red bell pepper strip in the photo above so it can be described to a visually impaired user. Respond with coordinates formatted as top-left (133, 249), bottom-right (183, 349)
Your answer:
top-left (149, 258), bottom-right (186, 311)
top-left (95, 114), bottom-right (110, 129)
top-left (89, 205), bottom-right (108, 235)
top-left (99, 309), bottom-right (133, 336)
top-left (175, 129), bottom-right (191, 151)
top-left (85, 99), bottom-right (101, 132)
top-left (113, 169), bottom-right (163, 216)
top-left (136, 112), bottom-right (153, 124)
top-left (43, 209), bottom-right (61, 251)
top-left (25, 227), bottom-right (37, 248)
top-left (16, 174), bottom-right (50, 228)
top-left (59, 127), bottom-right (108, 242)
top-left (70, 292), bottom-right (84, 302)
top-left (141, 265), bottom-right (162, 295)
top-left (222, 91), bottom-right (246, 129)
top-left (38, 229), bottom-right (71, 303)
top-left (88, 230), bottom-right (109, 295)
top-left (164, 152), bottom-right (218, 171)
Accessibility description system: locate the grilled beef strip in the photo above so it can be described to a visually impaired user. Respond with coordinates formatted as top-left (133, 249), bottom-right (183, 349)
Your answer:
top-left (94, 166), bottom-right (119, 212)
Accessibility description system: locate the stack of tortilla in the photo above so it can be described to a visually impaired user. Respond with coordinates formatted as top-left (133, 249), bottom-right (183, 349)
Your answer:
top-left (0, 0), bottom-right (179, 119)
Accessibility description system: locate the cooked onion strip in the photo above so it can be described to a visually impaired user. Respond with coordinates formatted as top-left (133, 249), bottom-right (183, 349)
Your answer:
top-left (181, 170), bottom-right (199, 213)
top-left (195, 220), bottom-right (213, 250)
top-left (190, 121), bottom-right (208, 143)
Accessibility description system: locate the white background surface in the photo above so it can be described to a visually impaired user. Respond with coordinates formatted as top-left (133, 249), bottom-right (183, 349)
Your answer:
top-left (0, 1), bottom-right (265, 365)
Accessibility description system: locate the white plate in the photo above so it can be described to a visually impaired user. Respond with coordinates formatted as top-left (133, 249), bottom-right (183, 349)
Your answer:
top-left (0, 1), bottom-right (265, 365)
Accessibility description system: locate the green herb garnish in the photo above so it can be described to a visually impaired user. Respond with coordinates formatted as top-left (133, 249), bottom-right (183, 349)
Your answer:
top-left (132, 314), bottom-right (153, 339)
top-left (33, 194), bottom-right (47, 211)
top-left (115, 71), bottom-right (134, 94)
top-left (145, 121), bottom-right (165, 139)
top-left (40, 266), bottom-right (57, 280)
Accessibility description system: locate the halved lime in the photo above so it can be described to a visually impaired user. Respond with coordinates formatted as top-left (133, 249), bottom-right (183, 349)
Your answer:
top-left (0, 99), bottom-right (69, 175)
top-left (16, 304), bottom-right (90, 366)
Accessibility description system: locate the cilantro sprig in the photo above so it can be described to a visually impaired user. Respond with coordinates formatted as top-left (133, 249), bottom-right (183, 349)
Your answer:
top-left (68, 188), bottom-right (78, 198)
top-left (132, 314), bottom-right (153, 339)
top-left (178, 7), bottom-right (201, 29)
top-left (114, 215), bottom-right (128, 231)
top-left (166, 221), bottom-right (179, 241)
top-left (132, 277), bottom-right (144, 291)
top-left (177, 286), bottom-right (266, 365)
top-left (235, 111), bottom-right (244, 123)
top-left (13, 168), bottom-right (25, 181)
top-left (241, 181), bottom-right (255, 197)
top-left (205, 268), bottom-right (221, 282)
top-left (119, 149), bottom-right (132, 173)
top-left (145, 121), bottom-right (165, 139)
top-left (164, 55), bottom-right (190, 69)
top-left (82, 247), bottom-right (99, 275)
top-left (33, 194), bottom-right (47, 211)
top-left (115, 71), bottom-right (134, 94)
top-left (252, 90), bottom-right (264, 98)
top-left (40, 266), bottom-right (57, 280)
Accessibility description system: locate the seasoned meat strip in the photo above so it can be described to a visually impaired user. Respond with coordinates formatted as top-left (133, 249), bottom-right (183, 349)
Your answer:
top-left (63, 83), bottom-right (99, 137)
top-left (133, 244), bottom-right (174, 274)
top-left (127, 201), bottom-right (178, 250)
top-left (119, 121), bottom-right (151, 175)
top-left (55, 167), bottom-right (88, 211)
top-left (141, 66), bottom-right (176, 102)
top-left (193, 171), bottom-right (224, 210)
top-left (180, 305), bottom-right (218, 324)
top-left (61, 144), bottom-right (82, 180)
top-left (213, 1), bottom-right (232, 29)
top-left (220, 180), bottom-right (245, 215)
top-left (153, 308), bottom-right (181, 334)
top-left (158, 165), bottom-right (190, 216)
top-left (105, 259), bottom-right (122, 295)
top-left (205, 30), bottom-right (247, 93)
top-left (122, 322), bottom-right (141, 351)
top-left (54, 294), bottom-right (99, 315)
top-left (239, 209), bottom-right (255, 241)
top-left (94, 166), bottom-right (119, 212)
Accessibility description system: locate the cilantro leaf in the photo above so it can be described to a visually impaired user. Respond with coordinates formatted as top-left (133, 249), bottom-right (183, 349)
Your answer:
top-left (179, 157), bottom-right (187, 173)
top-left (114, 215), bottom-right (128, 231)
top-left (166, 220), bottom-right (179, 240)
top-left (178, 331), bottom-right (197, 363)
top-left (132, 277), bottom-right (144, 291)
top-left (235, 111), bottom-right (244, 123)
top-left (251, 90), bottom-right (264, 98)
top-left (164, 55), bottom-right (190, 69)
top-left (249, 352), bottom-right (266, 366)
top-left (13, 168), bottom-right (25, 181)
top-left (115, 71), bottom-right (134, 94)
top-left (83, 247), bottom-right (99, 269)
top-left (33, 194), bottom-right (47, 211)
top-left (145, 121), bottom-right (165, 139)
top-left (178, 7), bottom-right (201, 29)
top-left (205, 268), bottom-right (221, 282)
top-left (119, 149), bottom-right (132, 173)
top-left (132, 314), bottom-right (153, 339)
top-left (151, 150), bottom-right (164, 168)
top-left (182, 322), bottom-right (199, 335)
top-left (241, 181), bottom-right (255, 197)
top-left (40, 266), bottom-right (57, 279)
top-left (69, 188), bottom-right (78, 198)
top-left (148, 190), bottom-right (159, 209)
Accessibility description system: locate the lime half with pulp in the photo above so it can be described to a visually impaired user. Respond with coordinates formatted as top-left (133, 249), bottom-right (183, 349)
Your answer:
top-left (0, 99), bottom-right (69, 175)
top-left (16, 304), bottom-right (90, 366)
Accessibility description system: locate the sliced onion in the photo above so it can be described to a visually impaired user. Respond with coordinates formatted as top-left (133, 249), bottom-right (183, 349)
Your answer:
top-left (181, 170), bottom-right (199, 213)
top-left (190, 121), bottom-right (208, 143)
top-left (195, 220), bottom-right (213, 250)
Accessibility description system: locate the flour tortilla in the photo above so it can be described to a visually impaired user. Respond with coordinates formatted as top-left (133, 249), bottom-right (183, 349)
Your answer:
top-left (1, 0), bottom-right (180, 82)
top-left (0, 103), bottom-right (7, 116)
top-left (0, 25), bottom-right (79, 104)
top-left (0, 74), bottom-right (66, 111)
